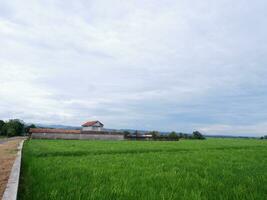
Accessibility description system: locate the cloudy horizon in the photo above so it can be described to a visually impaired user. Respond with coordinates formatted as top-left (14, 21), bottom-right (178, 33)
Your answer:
top-left (0, 0), bottom-right (267, 136)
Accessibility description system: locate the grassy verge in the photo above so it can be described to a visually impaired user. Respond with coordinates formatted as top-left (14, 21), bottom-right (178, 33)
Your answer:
top-left (18, 139), bottom-right (267, 200)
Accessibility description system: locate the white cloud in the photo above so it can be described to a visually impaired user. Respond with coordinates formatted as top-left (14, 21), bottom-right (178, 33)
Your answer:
top-left (0, 0), bottom-right (267, 135)
top-left (198, 122), bottom-right (267, 137)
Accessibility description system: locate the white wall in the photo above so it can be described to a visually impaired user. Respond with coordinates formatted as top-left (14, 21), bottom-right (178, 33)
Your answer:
top-left (31, 132), bottom-right (124, 140)
top-left (83, 126), bottom-right (93, 131)
top-left (82, 126), bottom-right (102, 131)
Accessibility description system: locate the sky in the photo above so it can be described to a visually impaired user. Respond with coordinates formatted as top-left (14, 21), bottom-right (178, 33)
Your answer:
top-left (0, 0), bottom-right (267, 136)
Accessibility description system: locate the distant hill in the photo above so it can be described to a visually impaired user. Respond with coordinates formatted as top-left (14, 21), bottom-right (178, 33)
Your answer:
top-left (33, 123), bottom-right (81, 130)
top-left (205, 135), bottom-right (258, 139)
top-left (103, 128), bottom-right (171, 135)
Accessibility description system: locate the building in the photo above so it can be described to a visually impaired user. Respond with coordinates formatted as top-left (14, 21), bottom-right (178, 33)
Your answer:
top-left (82, 121), bottom-right (104, 131)
top-left (29, 120), bottom-right (125, 140)
top-left (126, 134), bottom-right (153, 140)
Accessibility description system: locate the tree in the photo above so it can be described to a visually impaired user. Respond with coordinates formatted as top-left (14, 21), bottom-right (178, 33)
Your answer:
top-left (192, 131), bottom-right (205, 140)
top-left (7, 127), bottom-right (16, 137)
top-left (168, 131), bottom-right (179, 140)
top-left (178, 132), bottom-right (186, 139)
top-left (0, 120), bottom-right (5, 135)
top-left (260, 135), bottom-right (267, 139)
top-left (1, 119), bottom-right (25, 137)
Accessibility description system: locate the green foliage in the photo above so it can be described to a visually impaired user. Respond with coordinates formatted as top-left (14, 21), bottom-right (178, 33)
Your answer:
top-left (260, 135), bottom-right (267, 139)
top-left (168, 131), bottom-right (179, 139)
top-left (0, 120), bottom-right (5, 135)
top-left (19, 139), bottom-right (267, 200)
top-left (192, 131), bottom-right (205, 140)
top-left (0, 119), bottom-right (26, 137)
top-left (7, 127), bottom-right (16, 137)
top-left (177, 132), bottom-right (191, 139)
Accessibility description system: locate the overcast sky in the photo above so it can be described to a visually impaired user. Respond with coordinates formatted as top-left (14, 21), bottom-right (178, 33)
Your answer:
top-left (0, 1), bottom-right (267, 136)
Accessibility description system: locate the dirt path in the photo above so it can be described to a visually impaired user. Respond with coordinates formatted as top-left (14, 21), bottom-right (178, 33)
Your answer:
top-left (0, 137), bottom-right (25, 199)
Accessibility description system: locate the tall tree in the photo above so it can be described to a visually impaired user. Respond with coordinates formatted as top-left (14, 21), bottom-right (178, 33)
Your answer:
top-left (0, 120), bottom-right (5, 135)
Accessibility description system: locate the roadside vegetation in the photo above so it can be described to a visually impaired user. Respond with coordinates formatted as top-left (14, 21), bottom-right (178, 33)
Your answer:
top-left (0, 119), bottom-right (36, 137)
top-left (19, 139), bottom-right (267, 200)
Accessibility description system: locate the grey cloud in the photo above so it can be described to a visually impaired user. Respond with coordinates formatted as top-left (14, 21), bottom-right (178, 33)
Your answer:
top-left (0, 0), bottom-right (267, 136)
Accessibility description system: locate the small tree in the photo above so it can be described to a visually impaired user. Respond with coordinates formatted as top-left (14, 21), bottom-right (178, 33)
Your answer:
top-left (192, 131), bottom-right (205, 140)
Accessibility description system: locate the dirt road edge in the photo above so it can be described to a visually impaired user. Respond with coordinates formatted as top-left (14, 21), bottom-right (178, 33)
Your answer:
top-left (2, 139), bottom-right (25, 200)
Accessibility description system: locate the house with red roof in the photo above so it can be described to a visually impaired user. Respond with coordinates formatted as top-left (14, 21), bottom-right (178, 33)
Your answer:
top-left (82, 120), bottom-right (104, 131)
top-left (29, 120), bottom-right (125, 140)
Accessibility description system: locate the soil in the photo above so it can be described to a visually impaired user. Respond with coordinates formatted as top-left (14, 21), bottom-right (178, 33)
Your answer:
top-left (0, 138), bottom-right (23, 198)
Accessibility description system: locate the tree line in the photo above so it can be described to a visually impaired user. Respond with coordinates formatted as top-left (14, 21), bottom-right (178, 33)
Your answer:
top-left (150, 130), bottom-right (205, 140)
top-left (0, 119), bottom-right (36, 137)
top-left (124, 130), bottom-right (205, 140)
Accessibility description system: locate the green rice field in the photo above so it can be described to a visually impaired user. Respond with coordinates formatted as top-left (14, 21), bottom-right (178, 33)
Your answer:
top-left (18, 139), bottom-right (267, 200)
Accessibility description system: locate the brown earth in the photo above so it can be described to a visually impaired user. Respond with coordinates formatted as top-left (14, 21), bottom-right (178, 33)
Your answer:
top-left (0, 138), bottom-right (24, 199)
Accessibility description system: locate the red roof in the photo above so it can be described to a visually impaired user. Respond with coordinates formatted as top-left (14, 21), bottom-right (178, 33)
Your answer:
top-left (29, 128), bottom-right (81, 134)
top-left (82, 121), bottom-right (103, 127)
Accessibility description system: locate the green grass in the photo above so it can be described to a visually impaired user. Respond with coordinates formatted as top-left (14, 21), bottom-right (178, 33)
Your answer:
top-left (18, 139), bottom-right (267, 200)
